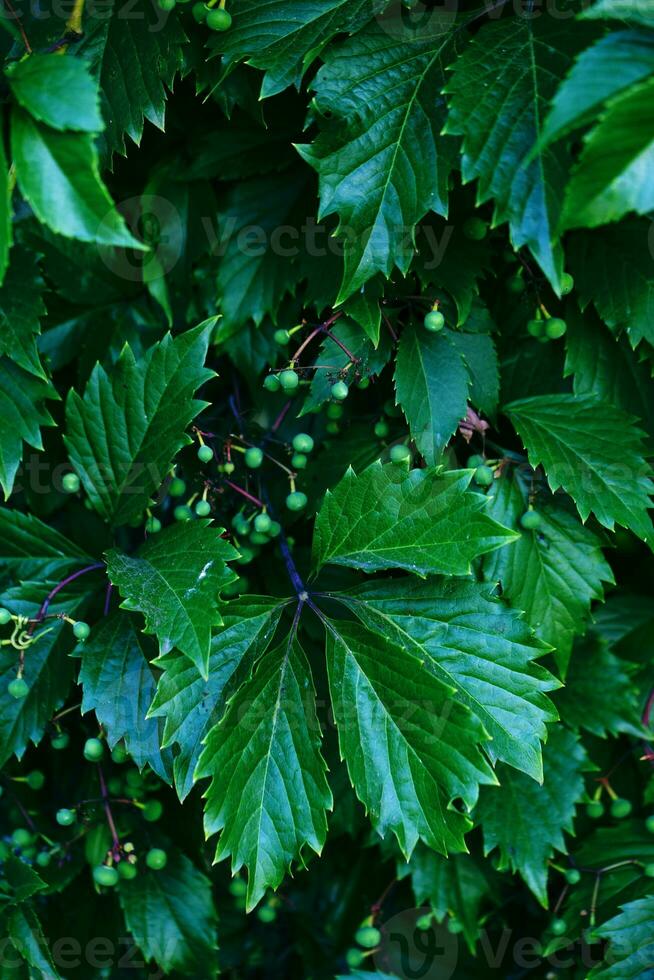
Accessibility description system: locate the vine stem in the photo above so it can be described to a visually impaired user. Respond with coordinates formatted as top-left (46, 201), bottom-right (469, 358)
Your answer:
top-left (2, 0), bottom-right (31, 52)
top-left (98, 766), bottom-right (120, 854)
top-left (224, 480), bottom-right (265, 509)
top-left (30, 562), bottom-right (105, 632)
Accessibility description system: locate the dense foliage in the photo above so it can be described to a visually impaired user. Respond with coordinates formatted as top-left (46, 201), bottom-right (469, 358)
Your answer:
top-left (0, 0), bottom-right (653, 977)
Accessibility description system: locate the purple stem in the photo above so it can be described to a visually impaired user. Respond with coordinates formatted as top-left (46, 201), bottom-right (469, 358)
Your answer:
top-left (103, 583), bottom-right (113, 617)
top-left (32, 562), bottom-right (105, 628)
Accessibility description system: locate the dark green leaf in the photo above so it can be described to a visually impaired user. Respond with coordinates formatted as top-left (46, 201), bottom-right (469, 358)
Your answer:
top-left (0, 359), bottom-right (56, 500)
top-left (6, 54), bottom-right (102, 132)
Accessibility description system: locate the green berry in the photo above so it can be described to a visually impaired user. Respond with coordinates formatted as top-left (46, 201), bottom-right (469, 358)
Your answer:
top-left (286, 491), bottom-right (307, 512)
top-left (545, 317), bottom-right (567, 340)
top-left (111, 743), bottom-right (128, 764)
top-left (463, 216), bottom-right (487, 240)
top-left (145, 516), bottom-right (162, 534)
top-left (118, 861), bottom-right (138, 880)
top-left (51, 732), bottom-right (69, 750)
top-left (565, 868), bottom-right (581, 885)
top-left (331, 380), bottom-right (349, 401)
top-left (62, 473), bottom-right (80, 494)
top-left (73, 621), bottom-right (91, 641)
top-left (384, 399), bottom-right (402, 418)
top-left (232, 514), bottom-right (250, 536)
top-left (158, 0), bottom-right (175, 9)
top-left (611, 798), bottom-right (632, 819)
top-left (146, 848), bottom-right (168, 871)
top-left (207, 6), bottom-right (232, 29)
top-left (550, 918), bottom-right (567, 936)
top-left (264, 374), bottom-right (281, 393)
top-left (474, 465), bottom-right (494, 487)
top-left (12, 828), bottom-right (34, 849)
top-left (274, 329), bottom-right (290, 345)
top-left (645, 863), bottom-right (654, 877)
top-left (506, 274), bottom-right (526, 294)
top-left (527, 318), bottom-right (546, 338)
top-left (192, 1), bottom-right (206, 19)
top-left (520, 510), bottom-right (541, 530)
top-left (268, 521), bottom-right (281, 538)
top-left (467, 454), bottom-right (484, 468)
top-left (174, 505), bottom-right (193, 522)
top-left (279, 369), bottom-right (300, 392)
top-left (326, 403), bottom-right (344, 420)
top-left (257, 906), bottom-right (277, 923)
top-left (0, 607), bottom-right (12, 625)
top-left (325, 421), bottom-right (339, 435)
top-left (195, 500), bottom-right (211, 517)
top-left (254, 513), bottom-right (272, 533)
top-left (645, 815), bottom-right (654, 834)
top-left (424, 310), bottom-right (445, 332)
top-left (26, 770), bottom-right (44, 791)
top-left (36, 851), bottom-right (51, 868)
top-left (291, 453), bottom-right (307, 470)
top-left (374, 420), bottom-right (389, 439)
top-left (198, 444), bottom-right (213, 464)
top-left (244, 447), bottom-right (264, 469)
top-left (56, 808), bottom-right (76, 827)
top-left (561, 272), bottom-right (574, 295)
top-left (292, 433), bottom-right (314, 454)
top-left (345, 948), bottom-right (365, 968)
top-left (229, 878), bottom-right (248, 898)
top-left (390, 444), bottom-right (411, 465)
top-left (587, 800), bottom-right (604, 819)
top-left (8, 678), bottom-right (28, 699)
top-left (357, 377), bottom-right (370, 389)
top-left (83, 737), bottom-right (104, 762)
top-left (236, 546), bottom-right (255, 565)
top-left (169, 477), bottom-right (186, 497)
top-left (93, 865), bottom-right (119, 888)
top-left (355, 926), bottom-right (381, 948)
top-left (223, 461), bottom-right (235, 475)
top-left (142, 800), bottom-right (163, 823)
top-left (416, 913), bottom-right (433, 931)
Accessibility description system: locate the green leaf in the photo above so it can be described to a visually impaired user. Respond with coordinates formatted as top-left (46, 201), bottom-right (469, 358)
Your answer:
top-left (343, 577), bottom-right (558, 781)
top-left (312, 462), bottom-right (517, 576)
top-left (582, 0), bottom-right (654, 27)
top-left (297, 11), bottom-right (460, 301)
top-left (325, 617), bottom-right (495, 857)
top-left (79, 612), bottom-right (173, 780)
top-left (541, 30), bottom-right (654, 146)
top-left (8, 906), bottom-right (62, 978)
top-left (213, 0), bottom-right (383, 98)
top-left (415, 218), bottom-right (493, 326)
top-left (0, 247), bottom-right (46, 379)
top-left (556, 636), bottom-right (645, 738)
top-left (64, 325), bottom-right (214, 526)
top-left (11, 109), bottom-right (142, 249)
top-left (483, 470), bottom-right (613, 674)
top-left (0, 508), bottom-right (90, 581)
top-left (444, 17), bottom-right (582, 289)
top-left (196, 634), bottom-right (332, 910)
top-left (450, 329), bottom-right (500, 420)
top-left (394, 326), bottom-right (469, 465)
top-left (569, 221), bottom-right (654, 348)
top-left (505, 394), bottom-right (654, 542)
top-left (0, 359), bottom-right (56, 501)
top-left (588, 896), bottom-right (654, 979)
top-left (563, 77), bottom-right (654, 229)
top-left (0, 109), bottom-right (11, 286)
top-left (476, 727), bottom-right (588, 907)
top-left (6, 54), bottom-right (102, 132)
top-left (106, 523), bottom-right (238, 677)
top-left (4, 855), bottom-right (46, 905)
top-left (118, 851), bottom-right (218, 976)
top-left (149, 595), bottom-right (285, 799)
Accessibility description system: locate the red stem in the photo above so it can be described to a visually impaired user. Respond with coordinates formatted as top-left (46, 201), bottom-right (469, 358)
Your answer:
top-left (225, 480), bottom-right (264, 509)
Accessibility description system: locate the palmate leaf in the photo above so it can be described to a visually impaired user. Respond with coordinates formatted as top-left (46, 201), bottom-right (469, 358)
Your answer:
top-left (444, 15), bottom-right (586, 289)
top-left (312, 462), bottom-right (517, 576)
top-left (196, 634), bottom-right (332, 910)
top-left (0, 359), bottom-right (56, 500)
top-left (118, 851), bottom-right (218, 977)
top-left (415, 217), bottom-right (494, 326)
top-left (0, 248), bottom-right (46, 379)
top-left (325, 617), bottom-right (496, 856)
top-left (149, 595), bottom-right (285, 799)
top-left (297, 10), bottom-right (461, 301)
top-left (7, 905), bottom-right (62, 978)
top-left (588, 897), bottom-right (654, 979)
top-left (64, 324), bottom-right (214, 526)
top-left (476, 727), bottom-right (588, 907)
top-left (0, 509), bottom-right (91, 581)
top-left (106, 522), bottom-right (238, 677)
top-left (450, 327), bottom-right (500, 420)
top-left (582, 0), bottom-right (654, 28)
top-left (6, 54), bottom-right (103, 133)
top-left (506, 394), bottom-right (654, 543)
top-left (483, 470), bottom-right (613, 674)
top-left (343, 578), bottom-right (557, 781)
top-left (78, 612), bottom-right (173, 780)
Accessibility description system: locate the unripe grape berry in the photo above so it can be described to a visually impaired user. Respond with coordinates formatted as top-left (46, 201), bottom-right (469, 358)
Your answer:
top-left (474, 465), bottom-right (494, 487)
top-left (143, 799), bottom-right (163, 823)
top-left (463, 216), bottom-right (487, 240)
top-left (286, 491), bottom-right (307, 512)
top-left (250, 531), bottom-right (268, 546)
top-left (268, 521), bottom-right (281, 538)
top-left (390, 444), bottom-right (411, 465)
top-left (145, 516), bottom-right (162, 534)
top-left (111, 743), bottom-right (128, 764)
top-left (560, 272), bottom-right (574, 295)
top-left (254, 513), bottom-right (272, 534)
top-left (207, 7), bottom-right (232, 29)
top-left (467, 454), bottom-right (484, 468)
top-left (331, 381), bottom-right (349, 401)
top-left (416, 913), bottom-right (433, 931)
top-left (610, 798), bottom-right (632, 819)
top-left (73, 621), bottom-right (91, 641)
top-left (264, 374), bottom-right (281, 393)
top-left (646, 815), bottom-right (654, 834)
top-left (292, 433), bottom-right (314, 454)
top-left (84, 737), bottom-right (104, 762)
top-left (358, 377), bottom-right (370, 389)
top-left (245, 447), bottom-right (264, 469)
top-left (223, 461), bottom-right (235, 475)
top-left (587, 800), bottom-right (604, 819)
top-left (325, 422), bottom-right (339, 435)
top-left (236, 546), bottom-right (255, 565)
top-left (93, 865), bottom-right (119, 887)
top-left (62, 473), bottom-right (80, 494)
top-left (169, 477), bottom-right (186, 497)
top-left (506, 274), bottom-right (526, 294)
top-left (26, 770), bottom-right (44, 791)
top-left (550, 918), bottom-right (567, 936)
top-left (12, 828), bottom-right (34, 848)
top-left (232, 514), bottom-right (249, 535)
top-left (195, 500), bottom-right (211, 517)
top-left (51, 732), bottom-right (69, 750)
top-left (36, 851), bottom-right (51, 868)
top-left (118, 861), bottom-right (138, 880)
top-left (527, 318), bottom-right (546, 338)
top-left (198, 444), bottom-right (213, 464)
top-left (291, 453), bottom-right (307, 470)
top-left (0, 607), bottom-right (12, 625)
top-left (374, 420), bottom-right (389, 439)
top-left (345, 949), bottom-right (365, 968)
top-left (645, 863), bottom-right (654, 877)
top-left (257, 906), bottom-right (277, 923)
top-left (229, 878), bottom-right (248, 898)
top-left (279, 369), bottom-right (299, 391)
top-left (545, 317), bottom-right (567, 340)
top-left (158, 0), bottom-right (175, 9)
top-left (8, 678), bottom-right (28, 699)
top-left (192, 1), bottom-right (206, 19)
top-left (355, 926), bottom-right (381, 948)
top-left (424, 310), bottom-right (445, 332)
top-left (274, 329), bottom-right (290, 345)
top-left (565, 869), bottom-right (581, 885)
top-left (56, 808), bottom-right (76, 827)
top-left (520, 510), bottom-right (541, 530)
top-left (146, 848), bottom-right (168, 870)
top-left (326, 403), bottom-right (344, 420)
top-left (174, 505), bottom-right (193, 522)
